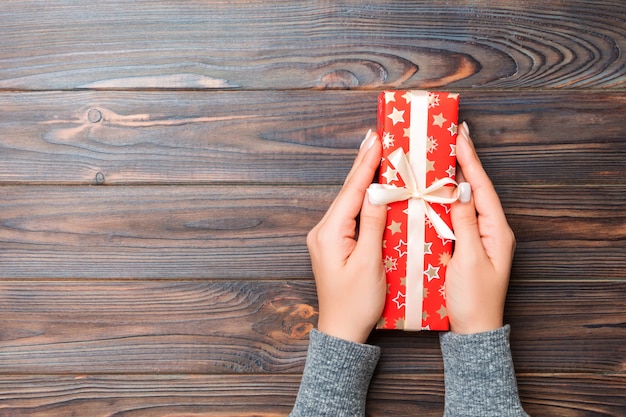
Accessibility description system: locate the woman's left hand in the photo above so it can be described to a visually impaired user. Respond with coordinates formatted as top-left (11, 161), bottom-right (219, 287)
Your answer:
top-left (307, 130), bottom-right (388, 344)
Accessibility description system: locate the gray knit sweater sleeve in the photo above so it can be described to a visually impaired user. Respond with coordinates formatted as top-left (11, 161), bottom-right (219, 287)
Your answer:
top-left (439, 325), bottom-right (529, 417)
top-left (289, 328), bottom-right (381, 417)
top-left (290, 326), bottom-right (528, 417)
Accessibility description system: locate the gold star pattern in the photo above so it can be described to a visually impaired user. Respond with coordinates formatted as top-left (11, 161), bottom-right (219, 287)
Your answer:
top-left (395, 318), bottom-right (405, 330)
top-left (377, 317), bottom-right (387, 328)
top-left (382, 132), bottom-right (395, 149)
top-left (393, 291), bottom-right (405, 309)
top-left (426, 159), bottom-right (435, 173)
top-left (422, 311), bottom-right (430, 321)
top-left (446, 165), bottom-right (456, 177)
top-left (403, 127), bottom-right (411, 138)
top-left (387, 220), bottom-right (402, 235)
top-left (423, 288), bottom-right (429, 298)
top-left (424, 241), bottom-right (432, 255)
top-left (428, 92), bottom-right (440, 108)
top-left (424, 264), bottom-right (440, 281)
top-left (449, 144), bottom-right (456, 156)
top-left (447, 122), bottom-right (458, 136)
top-left (427, 136), bottom-right (438, 153)
top-left (384, 91), bottom-right (396, 103)
top-left (387, 107), bottom-right (405, 125)
top-left (395, 240), bottom-right (407, 258)
top-left (439, 251), bottom-right (451, 266)
top-left (400, 276), bottom-right (407, 286)
top-left (382, 166), bottom-right (398, 183)
top-left (432, 112), bottom-right (447, 127)
top-left (384, 255), bottom-right (397, 272)
top-left (437, 304), bottom-right (448, 319)
top-left (447, 92), bottom-right (459, 100)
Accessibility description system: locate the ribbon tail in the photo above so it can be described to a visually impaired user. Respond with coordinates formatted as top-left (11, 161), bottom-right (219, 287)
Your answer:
top-left (367, 185), bottom-right (412, 205)
top-left (423, 202), bottom-right (456, 241)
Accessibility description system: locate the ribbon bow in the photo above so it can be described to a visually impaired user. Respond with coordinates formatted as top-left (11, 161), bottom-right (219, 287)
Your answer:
top-left (367, 148), bottom-right (458, 240)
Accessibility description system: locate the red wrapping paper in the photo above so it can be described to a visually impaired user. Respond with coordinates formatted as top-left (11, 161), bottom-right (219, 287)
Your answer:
top-left (373, 90), bottom-right (459, 331)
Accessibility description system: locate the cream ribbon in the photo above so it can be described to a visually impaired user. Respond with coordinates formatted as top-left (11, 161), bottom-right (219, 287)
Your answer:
top-left (367, 147), bottom-right (458, 241)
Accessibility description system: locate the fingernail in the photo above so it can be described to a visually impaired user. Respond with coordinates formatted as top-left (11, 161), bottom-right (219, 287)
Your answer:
top-left (367, 132), bottom-right (378, 149)
top-left (360, 129), bottom-right (373, 149)
top-left (460, 121), bottom-right (471, 142)
top-left (458, 182), bottom-right (471, 203)
top-left (367, 184), bottom-right (384, 206)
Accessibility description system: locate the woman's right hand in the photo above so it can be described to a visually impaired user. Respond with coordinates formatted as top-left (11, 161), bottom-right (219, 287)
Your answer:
top-left (445, 122), bottom-right (516, 335)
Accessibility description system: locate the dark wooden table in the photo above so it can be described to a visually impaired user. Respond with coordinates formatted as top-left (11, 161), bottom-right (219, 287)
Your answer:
top-left (0, 1), bottom-right (624, 415)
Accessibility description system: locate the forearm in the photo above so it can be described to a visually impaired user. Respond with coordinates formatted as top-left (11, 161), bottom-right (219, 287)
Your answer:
top-left (289, 329), bottom-right (380, 417)
top-left (439, 325), bottom-right (529, 417)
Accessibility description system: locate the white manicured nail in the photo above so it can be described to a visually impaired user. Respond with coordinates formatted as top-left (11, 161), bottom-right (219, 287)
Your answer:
top-left (460, 121), bottom-right (471, 142)
top-left (458, 182), bottom-right (471, 203)
top-left (360, 129), bottom-right (373, 149)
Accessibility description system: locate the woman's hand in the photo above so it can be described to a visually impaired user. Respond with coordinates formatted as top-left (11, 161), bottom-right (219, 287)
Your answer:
top-left (446, 122), bottom-right (516, 334)
top-left (307, 130), bottom-right (388, 344)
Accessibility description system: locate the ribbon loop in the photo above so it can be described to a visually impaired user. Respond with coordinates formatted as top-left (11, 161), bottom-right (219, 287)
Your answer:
top-left (367, 148), bottom-right (458, 240)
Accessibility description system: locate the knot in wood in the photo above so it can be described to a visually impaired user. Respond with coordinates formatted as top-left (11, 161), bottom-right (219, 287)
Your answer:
top-left (320, 70), bottom-right (359, 89)
top-left (88, 108), bottom-right (103, 123)
top-left (95, 172), bottom-right (105, 184)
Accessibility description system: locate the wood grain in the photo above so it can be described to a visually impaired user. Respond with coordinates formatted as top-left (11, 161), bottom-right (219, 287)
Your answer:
top-left (0, 373), bottom-right (623, 417)
top-left (0, 185), bottom-right (624, 280)
top-left (0, 1), bottom-right (624, 90)
top-left (0, 281), bottom-right (623, 374)
top-left (517, 374), bottom-right (626, 417)
top-left (0, 185), bottom-right (320, 279)
top-left (1, 0), bottom-right (624, 413)
top-left (0, 91), bottom-right (624, 186)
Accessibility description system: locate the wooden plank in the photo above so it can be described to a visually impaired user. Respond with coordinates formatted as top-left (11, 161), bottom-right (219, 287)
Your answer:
top-left (0, 185), bottom-right (624, 280)
top-left (0, 91), bottom-right (624, 186)
top-left (0, 185), bottom-right (320, 279)
top-left (501, 184), bottom-right (626, 281)
top-left (0, 375), bottom-right (297, 417)
top-left (0, 281), bottom-right (316, 374)
top-left (0, 1), bottom-right (624, 90)
top-left (0, 281), bottom-right (623, 374)
top-left (517, 374), bottom-right (626, 417)
top-left (0, 373), bottom-right (623, 417)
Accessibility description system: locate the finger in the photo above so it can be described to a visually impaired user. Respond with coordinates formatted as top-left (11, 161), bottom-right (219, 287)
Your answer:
top-left (450, 188), bottom-right (483, 255)
top-left (352, 191), bottom-right (387, 262)
top-left (455, 163), bottom-right (466, 183)
top-left (317, 130), bottom-right (377, 225)
top-left (457, 123), bottom-right (514, 269)
top-left (456, 123), bottom-right (508, 228)
top-left (344, 129), bottom-right (377, 185)
top-left (325, 134), bottom-right (382, 228)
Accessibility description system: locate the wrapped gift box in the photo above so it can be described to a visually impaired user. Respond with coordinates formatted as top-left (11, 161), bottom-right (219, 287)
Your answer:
top-left (368, 90), bottom-right (459, 331)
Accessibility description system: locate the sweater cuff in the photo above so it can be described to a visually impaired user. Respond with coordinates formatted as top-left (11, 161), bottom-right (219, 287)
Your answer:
top-left (439, 325), bottom-right (529, 417)
top-left (290, 328), bottom-right (381, 417)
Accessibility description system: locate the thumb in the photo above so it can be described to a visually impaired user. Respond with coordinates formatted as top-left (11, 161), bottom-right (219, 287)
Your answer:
top-left (353, 192), bottom-right (387, 261)
top-left (450, 188), bottom-right (483, 254)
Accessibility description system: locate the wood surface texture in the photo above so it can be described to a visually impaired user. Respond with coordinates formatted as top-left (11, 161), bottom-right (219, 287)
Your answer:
top-left (1, 1), bottom-right (624, 416)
